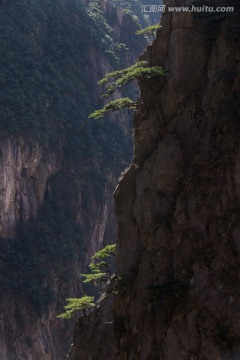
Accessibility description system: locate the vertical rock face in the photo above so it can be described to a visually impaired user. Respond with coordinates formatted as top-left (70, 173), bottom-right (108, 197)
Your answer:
top-left (69, 1), bottom-right (240, 359)
top-left (0, 138), bottom-right (60, 238)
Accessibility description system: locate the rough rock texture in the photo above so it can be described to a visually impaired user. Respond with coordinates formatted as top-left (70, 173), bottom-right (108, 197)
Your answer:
top-left (69, 294), bottom-right (115, 360)
top-left (0, 137), bottom-right (61, 238)
top-left (69, 1), bottom-right (240, 359)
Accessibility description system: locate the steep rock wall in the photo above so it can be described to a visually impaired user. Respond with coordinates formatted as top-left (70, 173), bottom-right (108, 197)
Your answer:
top-left (69, 1), bottom-right (240, 359)
top-left (0, 138), bottom-right (61, 238)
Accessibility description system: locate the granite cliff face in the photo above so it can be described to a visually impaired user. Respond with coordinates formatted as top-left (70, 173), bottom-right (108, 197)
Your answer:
top-left (0, 138), bottom-right (61, 238)
top-left (69, 1), bottom-right (240, 359)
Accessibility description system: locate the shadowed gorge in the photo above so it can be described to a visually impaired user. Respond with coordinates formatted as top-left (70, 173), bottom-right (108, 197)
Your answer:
top-left (0, 0), bottom-right (147, 358)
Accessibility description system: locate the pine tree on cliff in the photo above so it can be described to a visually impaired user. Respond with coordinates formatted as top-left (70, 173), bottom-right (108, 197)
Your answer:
top-left (89, 61), bottom-right (164, 119)
top-left (57, 244), bottom-right (116, 319)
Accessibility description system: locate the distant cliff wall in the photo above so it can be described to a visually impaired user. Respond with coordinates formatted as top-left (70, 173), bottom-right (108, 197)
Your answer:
top-left (0, 0), bottom-right (145, 358)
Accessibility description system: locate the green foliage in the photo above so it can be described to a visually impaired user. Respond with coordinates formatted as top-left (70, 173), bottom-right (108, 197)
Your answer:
top-left (87, 0), bottom-right (126, 64)
top-left (98, 61), bottom-right (164, 98)
top-left (89, 61), bottom-right (164, 118)
top-left (136, 24), bottom-right (161, 39)
top-left (89, 98), bottom-right (135, 119)
top-left (88, 0), bottom-right (113, 37)
top-left (58, 245), bottom-right (116, 320)
top-left (57, 296), bottom-right (95, 319)
top-left (92, 244), bottom-right (116, 259)
top-left (81, 244), bottom-right (116, 284)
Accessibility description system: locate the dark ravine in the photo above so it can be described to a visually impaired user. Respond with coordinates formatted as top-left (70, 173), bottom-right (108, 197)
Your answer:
top-left (0, 0), bottom-right (146, 359)
top-left (69, 0), bottom-right (240, 359)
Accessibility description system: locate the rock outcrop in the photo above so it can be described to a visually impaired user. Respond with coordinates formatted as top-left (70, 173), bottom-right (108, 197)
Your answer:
top-left (69, 1), bottom-right (240, 359)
